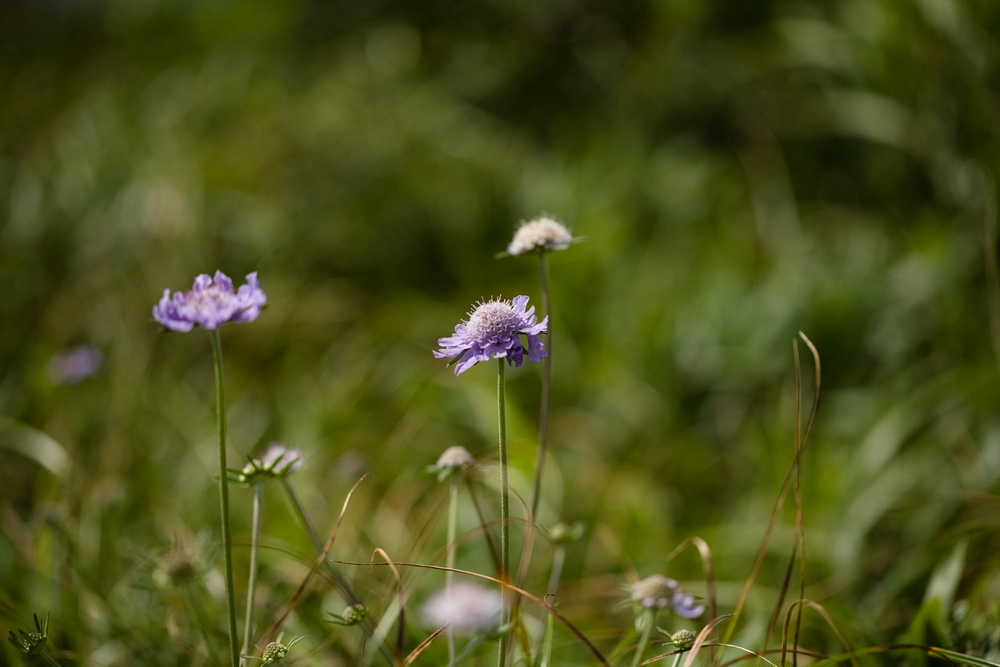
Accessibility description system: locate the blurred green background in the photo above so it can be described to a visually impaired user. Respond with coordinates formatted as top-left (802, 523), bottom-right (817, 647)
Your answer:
top-left (3, 0), bottom-right (1000, 664)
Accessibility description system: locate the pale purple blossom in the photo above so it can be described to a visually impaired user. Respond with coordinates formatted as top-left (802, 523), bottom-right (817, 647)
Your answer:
top-left (630, 574), bottom-right (704, 619)
top-left (421, 581), bottom-right (502, 635)
top-left (433, 295), bottom-right (548, 375)
top-left (47, 345), bottom-right (103, 384)
top-left (153, 271), bottom-right (266, 332)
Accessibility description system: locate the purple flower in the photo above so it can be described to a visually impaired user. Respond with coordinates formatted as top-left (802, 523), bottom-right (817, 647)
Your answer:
top-left (153, 271), bottom-right (266, 332)
top-left (433, 295), bottom-right (548, 375)
top-left (47, 345), bottom-right (103, 384)
top-left (629, 574), bottom-right (705, 618)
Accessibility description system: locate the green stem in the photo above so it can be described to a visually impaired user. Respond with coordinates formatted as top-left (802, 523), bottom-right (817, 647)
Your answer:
top-left (210, 329), bottom-right (240, 667)
top-left (531, 251), bottom-right (553, 519)
top-left (539, 545), bottom-right (565, 667)
top-left (41, 649), bottom-right (61, 667)
top-left (497, 358), bottom-right (509, 667)
top-left (240, 482), bottom-right (264, 666)
top-left (446, 475), bottom-right (460, 663)
top-left (629, 609), bottom-right (656, 667)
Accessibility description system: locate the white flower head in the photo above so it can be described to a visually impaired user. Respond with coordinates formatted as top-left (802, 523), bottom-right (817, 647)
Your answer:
top-left (421, 581), bottom-right (502, 636)
top-left (507, 215), bottom-right (574, 255)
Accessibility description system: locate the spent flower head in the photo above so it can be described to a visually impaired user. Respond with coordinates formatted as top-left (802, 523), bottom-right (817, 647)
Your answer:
top-left (232, 442), bottom-right (305, 485)
top-left (153, 270), bottom-right (266, 332)
top-left (422, 581), bottom-right (503, 636)
top-left (506, 215), bottom-right (575, 256)
top-left (426, 445), bottom-right (475, 481)
top-left (434, 295), bottom-right (548, 375)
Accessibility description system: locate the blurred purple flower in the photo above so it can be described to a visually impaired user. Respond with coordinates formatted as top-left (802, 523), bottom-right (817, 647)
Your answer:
top-left (433, 295), bottom-right (547, 375)
top-left (671, 590), bottom-right (706, 619)
top-left (48, 345), bottom-right (103, 384)
top-left (422, 581), bottom-right (502, 636)
top-left (153, 271), bottom-right (266, 332)
top-left (630, 574), bottom-right (704, 618)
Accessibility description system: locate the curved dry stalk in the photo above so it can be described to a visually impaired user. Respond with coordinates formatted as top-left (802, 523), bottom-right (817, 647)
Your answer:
top-left (371, 547), bottom-right (407, 663)
top-left (666, 536), bottom-right (718, 631)
top-left (261, 475), bottom-right (369, 647)
top-left (780, 599), bottom-right (860, 667)
top-left (643, 643), bottom-right (780, 667)
top-left (402, 626), bottom-right (445, 666)
top-left (722, 333), bottom-right (821, 650)
top-left (332, 559), bottom-right (611, 666)
top-left (681, 614), bottom-right (734, 667)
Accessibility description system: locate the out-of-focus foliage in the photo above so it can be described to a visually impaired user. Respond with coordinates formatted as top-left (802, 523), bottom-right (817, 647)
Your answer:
top-left (2, 0), bottom-right (1000, 664)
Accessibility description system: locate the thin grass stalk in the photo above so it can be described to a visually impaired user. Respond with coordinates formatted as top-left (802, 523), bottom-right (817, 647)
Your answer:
top-left (530, 251), bottom-right (552, 519)
top-left (721, 333), bottom-right (820, 652)
top-left (496, 358), bottom-right (510, 667)
top-left (538, 544), bottom-right (566, 667)
top-left (239, 482), bottom-right (264, 666)
top-left (446, 475), bottom-right (460, 662)
top-left (629, 609), bottom-right (656, 667)
top-left (278, 478), bottom-right (392, 664)
top-left (183, 584), bottom-right (219, 665)
top-left (209, 330), bottom-right (239, 667)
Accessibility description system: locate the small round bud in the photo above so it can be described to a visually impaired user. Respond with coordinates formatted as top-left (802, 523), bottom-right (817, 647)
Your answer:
top-left (262, 641), bottom-right (287, 662)
top-left (671, 628), bottom-right (695, 650)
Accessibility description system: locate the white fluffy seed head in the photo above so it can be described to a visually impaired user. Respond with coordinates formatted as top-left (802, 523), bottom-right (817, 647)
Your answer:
top-left (507, 216), bottom-right (573, 255)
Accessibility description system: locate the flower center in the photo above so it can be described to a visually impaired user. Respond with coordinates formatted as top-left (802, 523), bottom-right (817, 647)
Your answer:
top-left (186, 284), bottom-right (232, 310)
top-left (466, 300), bottom-right (520, 340)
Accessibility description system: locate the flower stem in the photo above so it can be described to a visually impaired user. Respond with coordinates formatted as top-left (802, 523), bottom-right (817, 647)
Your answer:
top-left (530, 251), bottom-right (553, 519)
top-left (496, 358), bottom-right (510, 667)
top-left (629, 609), bottom-right (656, 667)
top-left (539, 545), bottom-right (565, 667)
top-left (210, 329), bottom-right (240, 667)
top-left (240, 482), bottom-right (264, 666)
top-left (446, 475), bottom-right (460, 663)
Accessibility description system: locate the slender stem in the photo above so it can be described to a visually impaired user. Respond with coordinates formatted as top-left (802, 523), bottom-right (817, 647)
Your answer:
top-left (41, 649), bottom-right (61, 667)
top-left (240, 482), bottom-right (264, 665)
top-left (446, 475), bottom-right (460, 663)
top-left (539, 545), bottom-right (565, 667)
top-left (530, 252), bottom-right (553, 519)
top-left (629, 609), bottom-right (655, 667)
top-left (496, 358), bottom-right (510, 667)
top-left (210, 329), bottom-right (240, 667)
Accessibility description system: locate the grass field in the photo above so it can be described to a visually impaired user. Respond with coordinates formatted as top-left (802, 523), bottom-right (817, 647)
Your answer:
top-left (3, 1), bottom-right (1000, 665)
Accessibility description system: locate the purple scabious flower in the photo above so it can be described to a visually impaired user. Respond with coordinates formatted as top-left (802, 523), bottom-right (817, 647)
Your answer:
top-left (630, 574), bottom-right (705, 619)
top-left (153, 271), bottom-right (266, 332)
top-left (433, 295), bottom-right (548, 375)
